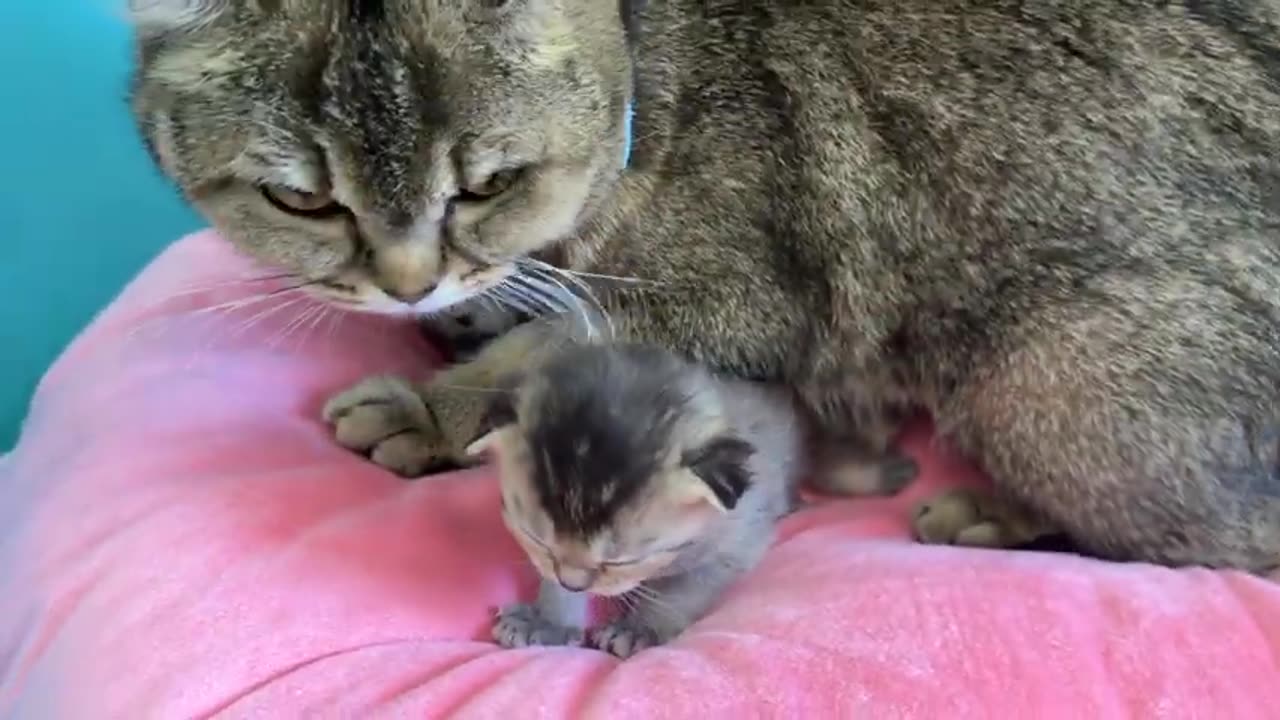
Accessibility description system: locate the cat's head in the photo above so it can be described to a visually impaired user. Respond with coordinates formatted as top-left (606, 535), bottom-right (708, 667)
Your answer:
top-left (128, 0), bottom-right (632, 315)
top-left (468, 344), bottom-right (756, 596)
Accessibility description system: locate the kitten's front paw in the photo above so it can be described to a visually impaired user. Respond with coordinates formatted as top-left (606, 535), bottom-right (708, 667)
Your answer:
top-left (590, 618), bottom-right (661, 659)
top-left (493, 603), bottom-right (585, 649)
top-left (323, 375), bottom-right (446, 477)
top-left (912, 488), bottom-right (1055, 548)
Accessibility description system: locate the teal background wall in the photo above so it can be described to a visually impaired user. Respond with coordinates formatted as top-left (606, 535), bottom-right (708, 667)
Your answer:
top-left (0, 2), bottom-right (202, 450)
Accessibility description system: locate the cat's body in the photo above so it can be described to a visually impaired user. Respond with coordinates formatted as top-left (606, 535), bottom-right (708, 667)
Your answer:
top-left (131, 1), bottom-right (1280, 569)
top-left (475, 339), bottom-right (897, 657)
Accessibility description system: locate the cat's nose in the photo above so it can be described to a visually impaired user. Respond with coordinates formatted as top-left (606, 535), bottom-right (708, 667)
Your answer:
top-left (383, 284), bottom-right (436, 305)
top-left (555, 567), bottom-right (598, 592)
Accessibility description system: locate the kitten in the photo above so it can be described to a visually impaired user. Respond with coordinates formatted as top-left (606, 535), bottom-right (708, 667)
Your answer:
top-left (130, 2), bottom-right (1280, 570)
top-left (470, 342), bottom-right (912, 658)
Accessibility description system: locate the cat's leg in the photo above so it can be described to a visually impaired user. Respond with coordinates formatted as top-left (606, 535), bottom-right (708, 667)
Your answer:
top-left (912, 487), bottom-right (1060, 548)
top-left (809, 440), bottom-right (919, 496)
top-left (590, 557), bottom-right (748, 659)
top-left (493, 578), bottom-right (590, 649)
top-left (802, 392), bottom-right (917, 496)
top-left (941, 287), bottom-right (1280, 570)
top-left (324, 314), bottom-right (586, 477)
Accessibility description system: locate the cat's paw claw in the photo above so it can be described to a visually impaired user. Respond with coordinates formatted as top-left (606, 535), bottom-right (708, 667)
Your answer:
top-left (591, 620), bottom-right (660, 659)
top-left (323, 376), bottom-right (442, 477)
top-left (493, 603), bottom-right (585, 649)
top-left (912, 488), bottom-right (1053, 548)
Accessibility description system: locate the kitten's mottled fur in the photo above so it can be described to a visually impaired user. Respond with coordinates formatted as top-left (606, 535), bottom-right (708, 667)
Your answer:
top-left (131, 1), bottom-right (1280, 570)
top-left (475, 340), bottom-right (897, 657)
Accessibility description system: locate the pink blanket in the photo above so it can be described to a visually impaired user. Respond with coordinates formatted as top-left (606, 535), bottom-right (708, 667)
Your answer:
top-left (2, 230), bottom-right (1279, 718)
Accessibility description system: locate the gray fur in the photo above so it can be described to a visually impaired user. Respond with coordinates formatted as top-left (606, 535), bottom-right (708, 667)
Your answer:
top-left (488, 342), bottom-right (810, 657)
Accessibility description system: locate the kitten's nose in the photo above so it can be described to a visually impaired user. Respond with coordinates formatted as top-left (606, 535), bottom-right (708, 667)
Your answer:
top-left (383, 284), bottom-right (436, 305)
top-left (555, 567), bottom-right (598, 592)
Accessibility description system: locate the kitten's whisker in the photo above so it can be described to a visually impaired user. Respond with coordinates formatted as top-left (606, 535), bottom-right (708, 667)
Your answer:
top-left (630, 586), bottom-right (687, 627)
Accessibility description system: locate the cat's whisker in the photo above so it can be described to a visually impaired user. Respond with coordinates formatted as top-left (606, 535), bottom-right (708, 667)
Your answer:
top-left (561, 268), bottom-right (662, 286)
top-left (510, 272), bottom-right (602, 342)
top-left (504, 274), bottom-right (565, 314)
top-left (488, 282), bottom-right (544, 318)
top-left (515, 272), bottom-right (593, 339)
top-left (225, 294), bottom-right (312, 342)
top-left (309, 305), bottom-right (339, 346)
top-left (131, 272), bottom-right (301, 312)
top-left (267, 301), bottom-right (326, 350)
top-left (518, 260), bottom-right (616, 341)
top-left (296, 304), bottom-right (330, 348)
top-left (121, 286), bottom-right (306, 346)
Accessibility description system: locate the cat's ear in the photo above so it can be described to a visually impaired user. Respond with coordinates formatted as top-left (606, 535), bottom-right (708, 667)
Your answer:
top-left (679, 435), bottom-right (755, 511)
top-left (464, 389), bottom-right (520, 458)
top-left (128, 0), bottom-right (228, 35)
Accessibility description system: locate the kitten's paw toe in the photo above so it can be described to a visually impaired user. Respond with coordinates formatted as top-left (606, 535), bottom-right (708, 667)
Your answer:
top-left (493, 604), bottom-right (585, 649)
top-left (590, 620), bottom-right (659, 659)
top-left (912, 489), bottom-right (1055, 548)
top-left (323, 376), bottom-right (443, 477)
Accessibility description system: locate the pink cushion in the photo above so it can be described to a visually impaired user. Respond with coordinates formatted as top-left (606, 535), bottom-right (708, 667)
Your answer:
top-left (2, 230), bottom-right (1279, 718)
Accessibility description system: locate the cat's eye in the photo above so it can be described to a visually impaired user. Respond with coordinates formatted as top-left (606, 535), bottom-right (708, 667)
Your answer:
top-left (260, 184), bottom-right (345, 218)
top-left (459, 167), bottom-right (524, 202)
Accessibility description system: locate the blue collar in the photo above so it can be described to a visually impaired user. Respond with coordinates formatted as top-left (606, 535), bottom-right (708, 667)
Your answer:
top-left (622, 102), bottom-right (634, 168)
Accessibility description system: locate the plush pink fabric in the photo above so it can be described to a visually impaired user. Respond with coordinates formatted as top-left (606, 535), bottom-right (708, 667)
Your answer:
top-left (2, 230), bottom-right (1279, 718)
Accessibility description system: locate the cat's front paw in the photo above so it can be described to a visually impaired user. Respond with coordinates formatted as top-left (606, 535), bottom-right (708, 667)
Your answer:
top-left (912, 488), bottom-right (1055, 548)
top-left (493, 603), bottom-right (585, 649)
top-left (590, 618), bottom-right (661, 659)
top-left (323, 375), bottom-right (447, 477)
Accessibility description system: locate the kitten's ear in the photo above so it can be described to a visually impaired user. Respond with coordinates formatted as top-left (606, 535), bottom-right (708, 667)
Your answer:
top-left (128, 0), bottom-right (228, 34)
top-left (464, 390), bottom-right (519, 458)
top-left (680, 435), bottom-right (755, 511)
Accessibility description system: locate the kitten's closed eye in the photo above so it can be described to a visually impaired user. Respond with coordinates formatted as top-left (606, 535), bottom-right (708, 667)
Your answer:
top-left (603, 541), bottom-right (695, 567)
top-left (260, 184), bottom-right (346, 219)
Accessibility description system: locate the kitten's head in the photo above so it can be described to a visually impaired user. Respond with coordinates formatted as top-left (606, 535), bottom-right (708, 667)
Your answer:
top-left (128, 0), bottom-right (632, 315)
top-left (469, 344), bottom-right (756, 596)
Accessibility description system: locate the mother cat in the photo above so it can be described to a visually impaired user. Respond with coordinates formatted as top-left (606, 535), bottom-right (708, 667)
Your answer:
top-left (128, 0), bottom-right (1280, 570)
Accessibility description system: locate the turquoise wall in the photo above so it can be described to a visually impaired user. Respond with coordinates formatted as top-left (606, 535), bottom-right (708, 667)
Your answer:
top-left (0, 2), bottom-right (201, 449)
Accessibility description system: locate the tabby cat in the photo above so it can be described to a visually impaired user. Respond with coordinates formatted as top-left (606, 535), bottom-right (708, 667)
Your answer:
top-left (129, 0), bottom-right (1280, 570)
